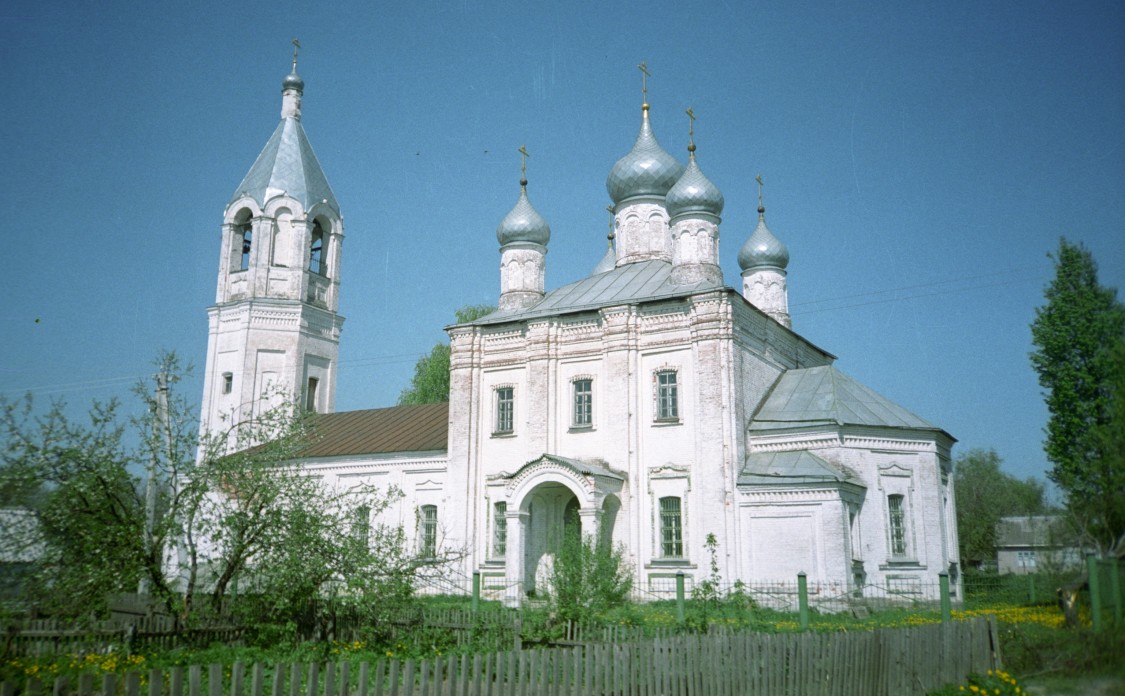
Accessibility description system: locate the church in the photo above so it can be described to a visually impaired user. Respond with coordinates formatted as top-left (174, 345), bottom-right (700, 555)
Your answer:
top-left (198, 60), bottom-right (961, 607)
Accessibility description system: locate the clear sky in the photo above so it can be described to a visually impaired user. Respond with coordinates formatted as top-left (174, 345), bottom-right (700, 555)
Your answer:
top-left (1, 0), bottom-right (1122, 488)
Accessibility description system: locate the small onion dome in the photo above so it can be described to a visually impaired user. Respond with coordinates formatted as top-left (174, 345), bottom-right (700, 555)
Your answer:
top-left (606, 108), bottom-right (685, 204)
top-left (666, 155), bottom-right (724, 218)
top-left (592, 241), bottom-right (616, 274)
top-left (282, 69), bottom-right (304, 93)
top-left (738, 209), bottom-right (789, 271)
top-left (497, 187), bottom-right (551, 247)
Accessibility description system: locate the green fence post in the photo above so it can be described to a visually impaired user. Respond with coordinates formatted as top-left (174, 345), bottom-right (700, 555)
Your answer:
top-left (1029, 574), bottom-right (1036, 605)
top-left (471, 571), bottom-right (481, 615)
top-left (675, 572), bottom-right (686, 625)
top-left (1087, 553), bottom-right (1102, 633)
top-left (1110, 559), bottom-right (1121, 626)
top-left (939, 572), bottom-right (951, 623)
top-left (797, 572), bottom-right (809, 631)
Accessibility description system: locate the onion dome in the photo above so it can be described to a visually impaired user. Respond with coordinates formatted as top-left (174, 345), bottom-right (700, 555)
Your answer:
top-left (606, 107), bottom-right (685, 204)
top-left (282, 68), bottom-right (304, 93)
top-left (497, 185), bottom-right (550, 247)
top-left (738, 208), bottom-right (789, 271)
top-left (666, 153), bottom-right (724, 218)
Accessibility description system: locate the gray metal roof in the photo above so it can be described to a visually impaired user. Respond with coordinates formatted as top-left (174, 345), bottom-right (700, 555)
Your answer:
top-left (230, 116), bottom-right (340, 215)
top-left (472, 259), bottom-right (723, 325)
top-left (750, 365), bottom-right (948, 436)
top-left (506, 454), bottom-right (625, 482)
top-left (739, 450), bottom-right (862, 486)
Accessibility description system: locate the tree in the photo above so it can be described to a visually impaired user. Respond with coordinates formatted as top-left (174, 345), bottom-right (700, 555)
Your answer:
top-left (398, 304), bottom-right (495, 405)
top-left (953, 449), bottom-right (1048, 567)
top-left (1030, 238), bottom-right (1125, 556)
top-left (0, 353), bottom-right (429, 635)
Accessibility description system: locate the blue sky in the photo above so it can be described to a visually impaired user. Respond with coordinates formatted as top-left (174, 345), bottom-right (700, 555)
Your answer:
top-left (2, 0), bottom-right (1122, 488)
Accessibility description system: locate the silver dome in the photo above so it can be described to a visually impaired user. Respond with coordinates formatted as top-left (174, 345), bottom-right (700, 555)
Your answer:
top-left (666, 155), bottom-right (724, 219)
top-left (606, 108), bottom-right (685, 204)
top-left (282, 69), bottom-right (304, 93)
top-left (738, 211), bottom-right (789, 271)
top-left (497, 188), bottom-right (551, 247)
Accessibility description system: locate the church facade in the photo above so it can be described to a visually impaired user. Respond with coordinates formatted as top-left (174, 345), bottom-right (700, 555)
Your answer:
top-left (200, 63), bottom-right (961, 607)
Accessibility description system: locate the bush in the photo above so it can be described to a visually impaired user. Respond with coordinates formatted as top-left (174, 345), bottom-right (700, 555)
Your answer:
top-left (548, 532), bottom-right (632, 624)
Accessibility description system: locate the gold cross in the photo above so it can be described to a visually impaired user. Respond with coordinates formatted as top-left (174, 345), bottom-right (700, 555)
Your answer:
top-left (518, 145), bottom-right (530, 182)
top-left (686, 107), bottom-right (696, 148)
top-left (291, 38), bottom-right (301, 71)
top-left (638, 62), bottom-right (651, 104)
top-left (756, 174), bottom-right (765, 208)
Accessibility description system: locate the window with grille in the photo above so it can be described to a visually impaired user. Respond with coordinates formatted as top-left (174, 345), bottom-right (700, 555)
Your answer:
top-left (495, 387), bottom-right (514, 434)
top-left (887, 494), bottom-right (907, 557)
top-left (420, 505), bottom-right (438, 558)
top-left (492, 502), bottom-right (507, 557)
top-left (573, 379), bottom-right (592, 427)
top-left (660, 496), bottom-right (683, 558)
top-left (656, 370), bottom-right (679, 421)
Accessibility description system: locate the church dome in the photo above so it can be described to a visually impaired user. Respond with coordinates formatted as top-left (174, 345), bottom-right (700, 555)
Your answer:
top-left (497, 187), bottom-right (550, 247)
top-left (606, 107), bottom-right (685, 204)
top-left (666, 154), bottom-right (724, 218)
top-left (282, 69), bottom-right (304, 93)
top-left (738, 209), bottom-right (789, 271)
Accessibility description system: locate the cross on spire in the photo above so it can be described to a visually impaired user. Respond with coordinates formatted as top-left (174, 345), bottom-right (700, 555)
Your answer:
top-left (686, 107), bottom-right (696, 155)
top-left (638, 62), bottom-right (651, 107)
top-left (606, 204), bottom-right (615, 242)
top-left (518, 145), bottom-right (530, 188)
top-left (756, 174), bottom-right (765, 211)
top-left (291, 38), bottom-right (301, 72)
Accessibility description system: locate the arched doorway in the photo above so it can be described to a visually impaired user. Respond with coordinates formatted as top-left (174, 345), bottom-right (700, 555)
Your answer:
top-left (521, 482), bottom-right (580, 596)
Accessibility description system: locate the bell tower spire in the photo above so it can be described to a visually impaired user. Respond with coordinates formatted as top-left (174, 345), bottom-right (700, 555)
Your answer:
top-left (200, 48), bottom-right (345, 450)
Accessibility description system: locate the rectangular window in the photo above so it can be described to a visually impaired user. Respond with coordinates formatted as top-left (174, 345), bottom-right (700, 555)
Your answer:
top-left (222, 372), bottom-right (233, 395)
top-left (420, 505), bottom-right (438, 558)
top-left (305, 377), bottom-right (319, 412)
top-left (660, 496), bottom-right (683, 558)
top-left (657, 370), bottom-right (679, 421)
top-left (352, 505), bottom-right (371, 547)
top-left (495, 387), bottom-right (514, 434)
top-left (887, 494), bottom-right (907, 557)
top-left (572, 379), bottom-right (592, 427)
top-left (492, 501), bottom-right (507, 557)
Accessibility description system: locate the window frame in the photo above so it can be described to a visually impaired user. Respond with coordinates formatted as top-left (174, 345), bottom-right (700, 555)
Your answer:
top-left (492, 501), bottom-right (507, 558)
top-left (305, 376), bottom-right (319, 412)
top-left (494, 386), bottom-right (515, 435)
top-left (572, 378), bottom-right (593, 429)
top-left (659, 496), bottom-right (684, 558)
top-left (887, 494), bottom-right (908, 558)
top-left (655, 369), bottom-right (680, 422)
top-left (221, 372), bottom-right (233, 395)
top-left (419, 504), bottom-right (438, 558)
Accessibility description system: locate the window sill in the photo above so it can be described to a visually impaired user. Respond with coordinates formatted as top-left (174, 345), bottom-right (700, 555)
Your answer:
top-left (491, 431), bottom-right (516, 439)
top-left (652, 418), bottom-right (682, 427)
top-left (879, 559), bottom-right (924, 570)
top-left (646, 558), bottom-right (694, 569)
top-left (483, 559), bottom-right (506, 567)
top-left (568, 425), bottom-right (595, 433)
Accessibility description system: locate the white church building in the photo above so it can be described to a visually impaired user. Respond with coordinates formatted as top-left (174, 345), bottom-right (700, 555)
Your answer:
top-left (199, 62), bottom-right (961, 607)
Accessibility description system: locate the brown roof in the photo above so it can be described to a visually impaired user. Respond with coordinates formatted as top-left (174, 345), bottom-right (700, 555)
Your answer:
top-left (298, 403), bottom-right (449, 458)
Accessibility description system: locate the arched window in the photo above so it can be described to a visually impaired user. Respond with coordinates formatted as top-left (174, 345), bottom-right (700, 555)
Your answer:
top-left (309, 221), bottom-right (325, 276)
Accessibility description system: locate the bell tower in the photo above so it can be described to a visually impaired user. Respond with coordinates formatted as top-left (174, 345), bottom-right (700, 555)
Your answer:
top-left (200, 48), bottom-right (345, 446)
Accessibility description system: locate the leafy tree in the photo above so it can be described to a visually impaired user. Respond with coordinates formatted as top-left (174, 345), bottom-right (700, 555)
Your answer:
top-left (1030, 238), bottom-right (1125, 555)
top-left (548, 530), bottom-right (632, 624)
top-left (1, 352), bottom-right (431, 634)
top-left (398, 305), bottom-right (495, 405)
top-left (0, 395), bottom-right (148, 615)
top-left (953, 449), bottom-right (1048, 567)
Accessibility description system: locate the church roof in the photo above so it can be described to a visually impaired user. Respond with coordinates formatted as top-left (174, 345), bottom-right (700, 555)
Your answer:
top-left (472, 259), bottom-right (723, 325)
top-left (298, 402), bottom-right (448, 458)
top-left (230, 116), bottom-right (340, 215)
top-left (739, 450), bottom-right (861, 487)
top-left (749, 365), bottom-right (949, 437)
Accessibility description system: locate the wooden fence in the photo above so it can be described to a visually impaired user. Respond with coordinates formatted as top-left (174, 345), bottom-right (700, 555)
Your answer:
top-left (1, 616), bottom-right (1000, 696)
top-left (3, 617), bottom-right (244, 658)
